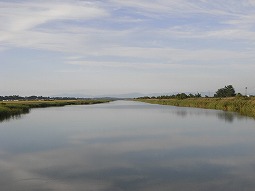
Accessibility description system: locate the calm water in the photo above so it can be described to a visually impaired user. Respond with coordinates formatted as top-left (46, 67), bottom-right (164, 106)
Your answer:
top-left (1, 100), bottom-right (255, 191)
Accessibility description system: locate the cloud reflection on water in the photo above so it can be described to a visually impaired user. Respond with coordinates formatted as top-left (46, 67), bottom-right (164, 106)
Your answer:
top-left (1, 101), bottom-right (255, 190)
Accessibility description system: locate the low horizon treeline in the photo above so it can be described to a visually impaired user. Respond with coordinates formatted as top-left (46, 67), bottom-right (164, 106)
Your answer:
top-left (0, 95), bottom-right (93, 101)
top-left (136, 93), bottom-right (202, 100)
top-left (137, 85), bottom-right (253, 100)
top-left (136, 92), bottom-right (252, 100)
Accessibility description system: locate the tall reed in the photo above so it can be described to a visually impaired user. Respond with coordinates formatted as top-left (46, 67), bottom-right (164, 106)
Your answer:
top-left (0, 100), bottom-right (110, 122)
top-left (137, 97), bottom-right (255, 118)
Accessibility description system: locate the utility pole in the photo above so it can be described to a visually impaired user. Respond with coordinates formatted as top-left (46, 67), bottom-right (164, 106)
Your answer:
top-left (245, 87), bottom-right (247, 96)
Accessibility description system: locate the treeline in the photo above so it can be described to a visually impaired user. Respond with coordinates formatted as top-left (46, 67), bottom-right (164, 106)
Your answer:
top-left (0, 95), bottom-right (93, 101)
top-left (137, 85), bottom-right (252, 100)
top-left (137, 93), bottom-right (202, 100)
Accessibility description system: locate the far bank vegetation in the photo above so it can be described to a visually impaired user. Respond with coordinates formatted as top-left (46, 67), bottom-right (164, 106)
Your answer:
top-left (136, 85), bottom-right (255, 118)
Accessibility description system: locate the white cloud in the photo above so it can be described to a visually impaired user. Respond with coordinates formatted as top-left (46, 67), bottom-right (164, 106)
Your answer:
top-left (94, 47), bottom-right (253, 63)
top-left (1, 0), bottom-right (255, 94)
top-left (1, 0), bottom-right (255, 53)
top-left (224, 14), bottom-right (255, 30)
top-left (0, 0), bottom-right (108, 45)
top-left (109, 0), bottom-right (247, 17)
top-left (66, 47), bottom-right (254, 71)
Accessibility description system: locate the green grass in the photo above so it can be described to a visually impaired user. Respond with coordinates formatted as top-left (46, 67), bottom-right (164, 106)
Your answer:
top-left (0, 99), bottom-right (110, 122)
top-left (136, 97), bottom-right (255, 118)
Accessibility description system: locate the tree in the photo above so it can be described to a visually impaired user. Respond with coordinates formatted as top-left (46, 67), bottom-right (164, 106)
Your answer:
top-left (194, 93), bottom-right (201, 98)
top-left (176, 93), bottom-right (188, 99)
top-left (214, 85), bottom-right (236, 97)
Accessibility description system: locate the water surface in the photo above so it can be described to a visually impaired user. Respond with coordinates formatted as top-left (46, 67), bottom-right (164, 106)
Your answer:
top-left (1, 100), bottom-right (255, 191)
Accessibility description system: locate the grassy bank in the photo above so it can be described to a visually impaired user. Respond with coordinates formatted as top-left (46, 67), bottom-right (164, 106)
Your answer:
top-left (0, 99), bottom-right (110, 122)
top-left (136, 97), bottom-right (255, 118)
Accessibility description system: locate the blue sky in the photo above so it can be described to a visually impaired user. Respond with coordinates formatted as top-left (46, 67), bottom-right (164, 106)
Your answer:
top-left (1, 0), bottom-right (255, 96)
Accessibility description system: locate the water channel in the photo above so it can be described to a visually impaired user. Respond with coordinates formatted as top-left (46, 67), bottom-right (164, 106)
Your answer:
top-left (0, 100), bottom-right (255, 191)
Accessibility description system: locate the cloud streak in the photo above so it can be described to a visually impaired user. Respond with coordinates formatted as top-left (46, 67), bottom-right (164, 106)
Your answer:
top-left (1, 1), bottom-right (255, 53)
top-left (0, 0), bottom-right (108, 46)
top-left (1, 0), bottom-right (255, 94)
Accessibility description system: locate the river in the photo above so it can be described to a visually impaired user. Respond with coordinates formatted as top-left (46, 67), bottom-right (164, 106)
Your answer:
top-left (0, 100), bottom-right (255, 191)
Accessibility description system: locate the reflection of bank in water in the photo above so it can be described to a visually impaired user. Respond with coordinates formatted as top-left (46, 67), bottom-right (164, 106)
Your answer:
top-left (0, 100), bottom-right (111, 123)
top-left (163, 106), bottom-right (249, 123)
top-left (217, 112), bottom-right (235, 123)
top-left (0, 113), bottom-right (28, 123)
top-left (137, 98), bottom-right (255, 119)
top-left (0, 109), bottom-right (29, 122)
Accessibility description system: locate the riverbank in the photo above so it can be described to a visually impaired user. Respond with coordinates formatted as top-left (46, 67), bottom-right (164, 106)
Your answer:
top-left (0, 99), bottom-right (111, 121)
top-left (136, 97), bottom-right (255, 118)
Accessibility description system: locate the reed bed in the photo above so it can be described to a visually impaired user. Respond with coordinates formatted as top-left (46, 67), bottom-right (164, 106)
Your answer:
top-left (0, 100), bottom-right (110, 121)
top-left (137, 97), bottom-right (255, 118)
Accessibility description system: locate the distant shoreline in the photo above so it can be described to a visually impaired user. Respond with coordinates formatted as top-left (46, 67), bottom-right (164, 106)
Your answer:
top-left (136, 97), bottom-right (255, 119)
top-left (0, 100), bottom-right (111, 122)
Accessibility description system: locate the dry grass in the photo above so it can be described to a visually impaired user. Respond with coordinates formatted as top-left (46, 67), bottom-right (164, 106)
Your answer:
top-left (0, 99), bottom-right (110, 121)
top-left (136, 97), bottom-right (255, 118)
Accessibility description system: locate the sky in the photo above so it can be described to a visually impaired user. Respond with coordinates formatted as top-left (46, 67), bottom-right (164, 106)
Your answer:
top-left (1, 0), bottom-right (255, 96)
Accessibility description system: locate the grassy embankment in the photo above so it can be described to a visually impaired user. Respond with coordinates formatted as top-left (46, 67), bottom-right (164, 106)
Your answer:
top-left (136, 97), bottom-right (255, 118)
top-left (0, 99), bottom-right (110, 121)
